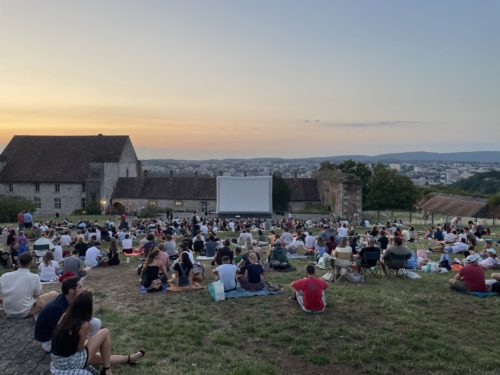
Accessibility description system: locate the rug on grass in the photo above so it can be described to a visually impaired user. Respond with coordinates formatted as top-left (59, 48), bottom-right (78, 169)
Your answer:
top-left (470, 291), bottom-right (499, 298)
top-left (224, 287), bottom-right (283, 299)
top-left (196, 256), bottom-right (215, 261)
top-left (267, 265), bottom-right (297, 273)
top-left (139, 284), bottom-right (168, 294)
top-left (168, 284), bottom-right (205, 292)
top-left (287, 254), bottom-right (308, 259)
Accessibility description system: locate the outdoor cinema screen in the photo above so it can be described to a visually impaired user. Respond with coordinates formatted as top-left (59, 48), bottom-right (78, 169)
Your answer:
top-left (216, 176), bottom-right (272, 215)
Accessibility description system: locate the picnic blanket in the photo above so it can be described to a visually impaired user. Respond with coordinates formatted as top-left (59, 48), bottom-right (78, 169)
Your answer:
top-left (196, 256), bottom-right (214, 261)
top-left (124, 251), bottom-right (142, 257)
top-left (168, 284), bottom-right (205, 292)
top-left (287, 253), bottom-right (308, 259)
top-left (139, 284), bottom-right (168, 294)
top-left (224, 287), bottom-right (283, 299)
top-left (470, 291), bottom-right (499, 298)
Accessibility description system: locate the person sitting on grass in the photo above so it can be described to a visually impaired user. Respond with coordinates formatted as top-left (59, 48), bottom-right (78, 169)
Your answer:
top-left (213, 239), bottom-right (233, 266)
top-left (479, 245), bottom-right (497, 269)
top-left (35, 276), bottom-right (101, 353)
top-left (0, 252), bottom-right (59, 318)
top-left (290, 264), bottom-right (329, 313)
top-left (141, 249), bottom-right (168, 292)
top-left (269, 240), bottom-right (290, 270)
top-left (449, 254), bottom-right (487, 293)
top-left (62, 249), bottom-right (87, 278)
top-left (85, 241), bottom-right (103, 268)
top-left (173, 252), bottom-right (194, 287)
top-left (237, 252), bottom-right (265, 291)
top-left (50, 290), bottom-right (145, 375)
top-left (38, 251), bottom-right (60, 282)
top-left (213, 255), bottom-right (238, 292)
top-left (107, 239), bottom-right (120, 267)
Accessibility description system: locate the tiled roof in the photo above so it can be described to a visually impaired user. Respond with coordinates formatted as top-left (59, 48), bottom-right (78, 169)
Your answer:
top-left (113, 177), bottom-right (321, 202)
top-left (418, 193), bottom-right (492, 218)
top-left (0, 135), bottom-right (130, 183)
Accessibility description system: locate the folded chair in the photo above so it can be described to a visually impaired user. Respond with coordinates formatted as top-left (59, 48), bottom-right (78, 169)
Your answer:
top-left (33, 244), bottom-right (51, 266)
top-left (360, 250), bottom-right (383, 278)
top-left (331, 252), bottom-right (353, 282)
top-left (383, 253), bottom-right (409, 279)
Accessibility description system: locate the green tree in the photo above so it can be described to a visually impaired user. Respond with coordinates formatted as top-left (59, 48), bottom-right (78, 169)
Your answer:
top-left (85, 199), bottom-right (102, 215)
top-left (365, 164), bottom-right (419, 213)
top-left (0, 196), bottom-right (36, 223)
top-left (272, 172), bottom-right (291, 213)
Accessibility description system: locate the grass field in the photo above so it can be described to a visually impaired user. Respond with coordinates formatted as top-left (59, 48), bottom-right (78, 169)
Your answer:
top-left (1, 222), bottom-right (499, 374)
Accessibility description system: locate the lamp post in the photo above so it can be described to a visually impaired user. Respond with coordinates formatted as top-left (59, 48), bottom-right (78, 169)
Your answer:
top-left (100, 199), bottom-right (107, 214)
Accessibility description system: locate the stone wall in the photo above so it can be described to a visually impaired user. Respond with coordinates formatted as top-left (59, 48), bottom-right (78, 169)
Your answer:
top-left (112, 198), bottom-right (217, 215)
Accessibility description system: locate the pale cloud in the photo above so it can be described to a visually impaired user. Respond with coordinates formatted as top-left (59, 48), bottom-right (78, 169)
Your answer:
top-left (304, 120), bottom-right (425, 128)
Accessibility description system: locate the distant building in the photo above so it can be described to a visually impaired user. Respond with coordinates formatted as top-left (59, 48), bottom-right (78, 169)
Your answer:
top-left (0, 135), bottom-right (141, 215)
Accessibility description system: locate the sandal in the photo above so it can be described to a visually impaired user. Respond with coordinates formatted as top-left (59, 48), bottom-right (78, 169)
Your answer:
top-left (127, 349), bottom-right (146, 365)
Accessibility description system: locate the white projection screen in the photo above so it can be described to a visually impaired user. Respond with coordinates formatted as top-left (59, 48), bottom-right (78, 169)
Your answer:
top-left (217, 176), bottom-right (273, 215)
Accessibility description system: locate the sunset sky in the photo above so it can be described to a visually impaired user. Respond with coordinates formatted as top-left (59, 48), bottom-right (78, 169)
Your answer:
top-left (1, 0), bottom-right (499, 160)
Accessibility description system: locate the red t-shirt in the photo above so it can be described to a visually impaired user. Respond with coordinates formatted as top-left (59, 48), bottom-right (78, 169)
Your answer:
top-left (459, 264), bottom-right (486, 292)
top-left (292, 277), bottom-right (329, 311)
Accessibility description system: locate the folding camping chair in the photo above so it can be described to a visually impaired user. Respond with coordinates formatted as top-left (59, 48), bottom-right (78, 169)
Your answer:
top-left (359, 250), bottom-right (383, 278)
top-left (331, 251), bottom-right (353, 282)
top-left (33, 244), bottom-right (51, 266)
top-left (382, 252), bottom-right (410, 279)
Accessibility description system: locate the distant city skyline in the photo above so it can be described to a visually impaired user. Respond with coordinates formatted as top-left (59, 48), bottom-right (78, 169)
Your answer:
top-left (1, 0), bottom-right (499, 159)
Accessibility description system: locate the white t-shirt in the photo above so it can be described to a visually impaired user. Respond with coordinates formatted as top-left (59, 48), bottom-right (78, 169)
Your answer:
top-left (305, 235), bottom-right (316, 249)
top-left (337, 227), bottom-right (348, 238)
top-left (39, 260), bottom-right (59, 281)
top-left (0, 268), bottom-right (42, 318)
top-left (216, 264), bottom-right (238, 291)
top-left (60, 235), bottom-right (72, 247)
top-left (122, 238), bottom-right (133, 249)
top-left (85, 246), bottom-right (102, 268)
top-left (53, 246), bottom-right (63, 263)
top-left (479, 257), bottom-right (497, 269)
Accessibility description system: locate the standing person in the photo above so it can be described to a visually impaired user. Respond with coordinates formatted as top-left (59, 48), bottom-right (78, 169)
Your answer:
top-left (17, 211), bottom-right (25, 231)
top-left (0, 253), bottom-right (58, 318)
top-left (23, 210), bottom-right (33, 229)
top-left (35, 276), bottom-right (101, 353)
top-left (191, 210), bottom-right (200, 237)
top-left (290, 264), bottom-right (329, 313)
top-left (50, 290), bottom-right (145, 375)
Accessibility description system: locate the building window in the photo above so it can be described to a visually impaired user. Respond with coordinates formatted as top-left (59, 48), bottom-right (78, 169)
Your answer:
top-left (35, 183), bottom-right (40, 192)
top-left (33, 197), bottom-right (41, 209)
top-left (54, 198), bottom-right (62, 209)
top-left (148, 200), bottom-right (157, 208)
top-left (175, 201), bottom-right (182, 207)
top-left (126, 168), bottom-right (129, 177)
top-left (9, 184), bottom-right (13, 192)
top-left (55, 184), bottom-right (60, 192)
top-left (82, 183), bottom-right (86, 192)
top-left (81, 198), bottom-right (86, 209)
top-left (201, 201), bottom-right (207, 213)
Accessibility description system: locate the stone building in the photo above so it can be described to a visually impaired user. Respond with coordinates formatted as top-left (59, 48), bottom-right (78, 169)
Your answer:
top-left (0, 135), bottom-right (141, 215)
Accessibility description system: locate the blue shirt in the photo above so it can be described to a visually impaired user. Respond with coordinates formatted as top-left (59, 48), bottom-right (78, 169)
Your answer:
top-left (23, 212), bottom-right (33, 224)
top-left (34, 294), bottom-right (69, 342)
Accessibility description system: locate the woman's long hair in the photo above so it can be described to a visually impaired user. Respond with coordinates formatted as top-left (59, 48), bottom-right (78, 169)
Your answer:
top-left (53, 290), bottom-right (93, 338)
top-left (142, 248), bottom-right (159, 275)
top-left (108, 239), bottom-right (118, 255)
top-left (180, 251), bottom-right (193, 268)
top-left (43, 251), bottom-right (54, 266)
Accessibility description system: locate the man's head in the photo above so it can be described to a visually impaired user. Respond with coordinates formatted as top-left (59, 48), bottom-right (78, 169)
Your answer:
top-left (465, 253), bottom-right (480, 265)
top-left (18, 252), bottom-right (33, 268)
top-left (306, 264), bottom-right (315, 276)
top-left (222, 255), bottom-right (230, 264)
top-left (394, 237), bottom-right (403, 246)
top-left (62, 276), bottom-right (83, 302)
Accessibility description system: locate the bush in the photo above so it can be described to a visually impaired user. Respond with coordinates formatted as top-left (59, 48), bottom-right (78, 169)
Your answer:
top-left (85, 200), bottom-right (102, 215)
top-left (138, 207), bottom-right (165, 218)
top-left (0, 195), bottom-right (36, 223)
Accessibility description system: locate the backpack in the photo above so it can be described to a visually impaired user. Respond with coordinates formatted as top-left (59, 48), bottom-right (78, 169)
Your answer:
top-left (345, 270), bottom-right (365, 284)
